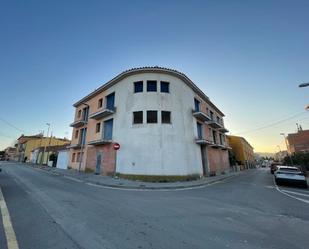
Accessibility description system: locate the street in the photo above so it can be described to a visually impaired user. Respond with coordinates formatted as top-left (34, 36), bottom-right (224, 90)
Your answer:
top-left (0, 162), bottom-right (309, 249)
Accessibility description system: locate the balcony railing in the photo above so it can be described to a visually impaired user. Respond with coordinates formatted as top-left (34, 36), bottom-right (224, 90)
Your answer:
top-left (70, 119), bottom-right (87, 128)
top-left (195, 137), bottom-right (214, 145)
top-left (89, 107), bottom-right (116, 120)
top-left (88, 138), bottom-right (112, 146)
top-left (207, 119), bottom-right (223, 129)
top-left (218, 127), bottom-right (229, 133)
top-left (192, 109), bottom-right (211, 122)
top-left (67, 143), bottom-right (82, 149)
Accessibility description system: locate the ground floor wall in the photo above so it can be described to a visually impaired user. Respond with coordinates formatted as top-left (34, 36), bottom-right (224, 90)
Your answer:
top-left (207, 148), bottom-right (230, 176)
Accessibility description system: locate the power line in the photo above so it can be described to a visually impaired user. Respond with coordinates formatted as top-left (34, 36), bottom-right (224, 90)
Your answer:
top-left (233, 111), bottom-right (307, 135)
top-left (0, 117), bottom-right (26, 133)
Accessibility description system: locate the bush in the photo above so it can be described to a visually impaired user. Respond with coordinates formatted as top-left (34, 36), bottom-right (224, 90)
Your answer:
top-left (283, 152), bottom-right (309, 171)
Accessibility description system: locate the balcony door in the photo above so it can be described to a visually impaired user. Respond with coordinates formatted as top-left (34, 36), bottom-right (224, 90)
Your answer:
top-left (106, 92), bottom-right (115, 110)
top-left (103, 119), bottom-right (113, 140)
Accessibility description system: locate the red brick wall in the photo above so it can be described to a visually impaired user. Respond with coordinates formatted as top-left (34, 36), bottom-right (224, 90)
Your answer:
top-left (208, 148), bottom-right (230, 175)
top-left (287, 130), bottom-right (309, 153)
top-left (85, 144), bottom-right (116, 176)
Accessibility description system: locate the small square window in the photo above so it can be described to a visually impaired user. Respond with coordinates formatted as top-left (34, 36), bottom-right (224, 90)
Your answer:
top-left (96, 123), bottom-right (101, 133)
top-left (75, 130), bottom-right (79, 139)
top-left (134, 81), bottom-right (143, 93)
top-left (133, 111), bottom-right (143, 124)
top-left (98, 98), bottom-right (103, 108)
top-left (147, 110), bottom-right (157, 123)
top-left (147, 81), bottom-right (157, 92)
top-left (160, 81), bottom-right (169, 93)
top-left (161, 111), bottom-right (171, 124)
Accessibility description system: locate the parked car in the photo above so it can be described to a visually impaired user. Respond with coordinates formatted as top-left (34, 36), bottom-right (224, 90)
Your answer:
top-left (274, 166), bottom-right (308, 188)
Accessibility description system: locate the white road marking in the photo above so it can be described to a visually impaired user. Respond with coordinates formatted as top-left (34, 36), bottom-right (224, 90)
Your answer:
top-left (281, 189), bottom-right (309, 198)
top-left (63, 176), bottom-right (83, 183)
top-left (273, 178), bottom-right (309, 205)
top-left (0, 187), bottom-right (20, 249)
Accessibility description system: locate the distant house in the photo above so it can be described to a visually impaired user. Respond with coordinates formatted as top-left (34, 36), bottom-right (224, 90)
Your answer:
top-left (4, 147), bottom-right (17, 161)
top-left (226, 135), bottom-right (255, 170)
top-left (30, 144), bottom-right (69, 167)
top-left (16, 134), bottom-right (70, 163)
top-left (286, 129), bottom-right (309, 154)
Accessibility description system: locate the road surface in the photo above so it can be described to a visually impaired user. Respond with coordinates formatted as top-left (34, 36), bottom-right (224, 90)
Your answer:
top-left (0, 162), bottom-right (308, 249)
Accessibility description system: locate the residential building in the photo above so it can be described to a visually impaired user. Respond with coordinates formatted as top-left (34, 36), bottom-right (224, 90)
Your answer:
top-left (69, 67), bottom-right (230, 179)
top-left (4, 147), bottom-right (17, 161)
top-left (30, 144), bottom-right (69, 167)
top-left (16, 134), bottom-right (70, 163)
top-left (227, 135), bottom-right (255, 169)
top-left (286, 129), bottom-right (309, 154)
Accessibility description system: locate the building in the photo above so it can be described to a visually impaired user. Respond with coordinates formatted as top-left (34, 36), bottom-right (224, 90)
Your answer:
top-left (16, 134), bottom-right (70, 163)
top-left (286, 129), bottom-right (309, 154)
top-left (4, 147), bottom-right (17, 161)
top-left (30, 144), bottom-right (69, 167)
top-left (227, 135), bottom-right (255, 169)
top-left (274, 150), bottom-right (288, 161)
top-left (69, 67), bottom-right (230, 179)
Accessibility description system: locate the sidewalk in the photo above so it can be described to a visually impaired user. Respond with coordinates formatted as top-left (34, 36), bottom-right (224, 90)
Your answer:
top-left (24, 163), bottom-right (243, 190)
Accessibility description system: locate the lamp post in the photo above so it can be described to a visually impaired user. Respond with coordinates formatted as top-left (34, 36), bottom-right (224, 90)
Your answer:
top-left (280, 133), bottom-right (293, 165)
top-left (78, 103), bottom-right (89, 172)
top-left (42, 123), bottom-right (50, 165)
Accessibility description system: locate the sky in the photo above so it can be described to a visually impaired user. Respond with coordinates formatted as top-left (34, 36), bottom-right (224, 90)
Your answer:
top-left (0, 0), bottom-right (308, 153)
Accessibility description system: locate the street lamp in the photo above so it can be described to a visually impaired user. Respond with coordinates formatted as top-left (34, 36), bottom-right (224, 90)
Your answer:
top-left (78, 103), bottom-right (89, 172)
top-left (280, 133), bottom-right (293, 165)
top-left (299, 82), bottom-right (309, 88)
top-left (42, 123), bottom-right (50, 165)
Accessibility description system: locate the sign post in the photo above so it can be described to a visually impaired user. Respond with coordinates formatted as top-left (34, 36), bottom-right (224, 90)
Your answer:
top-left (113, 143), bottom-right (120, 176)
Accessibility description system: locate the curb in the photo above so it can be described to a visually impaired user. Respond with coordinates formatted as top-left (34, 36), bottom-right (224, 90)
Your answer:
top-left (21, 162), bottom-right (241, 190)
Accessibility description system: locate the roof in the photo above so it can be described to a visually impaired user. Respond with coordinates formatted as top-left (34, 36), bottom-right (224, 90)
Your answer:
top-left (227, 135), bottom-right (254, 150)
top-left (73, 66), bottom-right (225, 116)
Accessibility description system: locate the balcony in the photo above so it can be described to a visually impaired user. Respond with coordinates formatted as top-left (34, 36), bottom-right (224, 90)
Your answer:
top-left (195, 138), bottom-right (214, 145)
top-left (67, 143), bottom-right (82, 149)
top-left (89, 107), bottom-right (116, 120)
top-left (192, 110), bottom-right (211, 122)
top-left (70, 119), bottom-right (87, 128)
top-left (207, 119), bottom-right (223, 129)
top-left (218, 127), bottom-right (229, 133)
top-left (88, 138), bottom-right (112, 146)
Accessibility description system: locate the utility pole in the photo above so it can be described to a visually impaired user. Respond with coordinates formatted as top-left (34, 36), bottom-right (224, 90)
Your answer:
top-left (280, 133), bottom-right (293, 166)
top-left (42, 123), bottom-right (50, 165)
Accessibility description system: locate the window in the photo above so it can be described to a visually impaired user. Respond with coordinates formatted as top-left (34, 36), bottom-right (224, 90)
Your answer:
top-left (133, 111), bottom-right (143, 124)
top-left (160, 81), bottom-right (169, 93)
top-left (212, 130), bottom-right (217, 144)
top-left (194, 98), bottom-right (200, 112)
top-left (103, 119), bottom-right (113, 140)
top-left (161, 111), bottom-right (171, 124)
top-left (217, 116), bottom-right (220, 124)
top-left (197, 122), bottom-right (203, 139)
top-left (80, 128), bottom-right (87, 145)
top-left (106, 92), bottom-right (115, 110)
top-left (98, 98), bottom-right (103, 108)
top-left (96, 123), bottom-right (101, 133)
top-left (147, 111), bottom-right (157, 123)
top-left (219, 134), bottom-right (223, 145)
top-left (75, 130), bottom-right (79, 139)
top-left (147, 80), bottom-right (157, 92)
top-left (72, 153), bottom-right (76, 162)
top-left (77, 152), bottom-right (81, 162)
top-left (82, 107), bottom-right (89, 121)
top-left (209, 110), bottom-right (214, 120)
top-left (134, 81), bottom-right (143, 93)
top-left (77, 110), bottom-right (81, 118)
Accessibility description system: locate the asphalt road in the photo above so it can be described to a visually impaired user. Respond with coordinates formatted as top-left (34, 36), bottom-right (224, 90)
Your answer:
top-left (0, 162), bottom-right (309, 249)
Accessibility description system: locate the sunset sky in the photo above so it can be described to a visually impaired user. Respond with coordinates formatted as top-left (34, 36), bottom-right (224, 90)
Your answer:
top-left (0, 0), bottom-right (308, 153)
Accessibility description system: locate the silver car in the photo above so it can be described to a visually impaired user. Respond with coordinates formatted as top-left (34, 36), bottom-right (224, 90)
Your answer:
top-left (274, 166), bottom-right (308, 188)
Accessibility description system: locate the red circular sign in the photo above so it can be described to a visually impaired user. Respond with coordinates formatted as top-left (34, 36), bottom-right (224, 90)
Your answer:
top-left (113, 143), bottom-right (120, 150)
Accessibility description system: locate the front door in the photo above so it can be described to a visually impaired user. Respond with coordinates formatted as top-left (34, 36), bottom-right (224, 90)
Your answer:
top-left (201, 145), bottom-right (209, 176)
top-left (95, 152), bottom-right (102, 175)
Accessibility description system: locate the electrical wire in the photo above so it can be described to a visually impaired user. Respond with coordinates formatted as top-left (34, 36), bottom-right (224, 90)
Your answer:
top-left (0, 117), bottom-right (25, 133)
